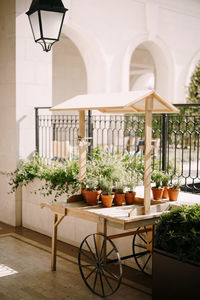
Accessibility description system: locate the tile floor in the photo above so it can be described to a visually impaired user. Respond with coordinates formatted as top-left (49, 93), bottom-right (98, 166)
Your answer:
top-left (0, 222), bottom-right (152, 300)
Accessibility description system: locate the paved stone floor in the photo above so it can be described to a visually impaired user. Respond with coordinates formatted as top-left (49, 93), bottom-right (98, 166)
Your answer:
top-left (0, 222), bottom-right (152, 300)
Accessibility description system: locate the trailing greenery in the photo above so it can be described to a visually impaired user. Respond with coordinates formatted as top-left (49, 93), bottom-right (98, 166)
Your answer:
top-left (9, 154), bottom-right (79, 201)
top-left (188, 60), bottom-right (200, 104)
top-left (155, 205), bottom-right (200, 263)
top-left (9, 147), bottom-right (176, 200)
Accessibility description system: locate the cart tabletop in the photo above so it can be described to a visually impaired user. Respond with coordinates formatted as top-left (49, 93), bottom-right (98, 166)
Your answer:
top-left (41, 199), bottom-right (170, 230)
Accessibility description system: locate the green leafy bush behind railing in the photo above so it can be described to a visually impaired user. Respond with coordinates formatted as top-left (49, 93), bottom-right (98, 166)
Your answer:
top-left (155, 205), bottom-right (200, 263)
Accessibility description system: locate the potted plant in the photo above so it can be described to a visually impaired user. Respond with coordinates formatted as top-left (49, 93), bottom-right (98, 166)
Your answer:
top-left (153, 205), bottom-right (200, 300)
top-left (114, 180), bottom-right (125, 206)
top-left (99, 178), bottom-right (114, 208)
top-left (151, 170), bottom-right (164, 200)
top-left (162, 173), bottom-right (170, 199)
top-left (125, 173), bottom-right (136, 205)
top-left (168, 180), bottom-right (180, 201)
top-left (81, 176), bottom-right (100, 206)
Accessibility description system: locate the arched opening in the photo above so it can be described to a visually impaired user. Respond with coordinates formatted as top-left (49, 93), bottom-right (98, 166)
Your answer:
top-left (126, 39), bottom-right (174, 101)
top-left (50, 34), bottom-right (88, 159)
top-left (52, 34), bottom-right (87, 106)
top-left (130, 44), bottom-right (155, 91)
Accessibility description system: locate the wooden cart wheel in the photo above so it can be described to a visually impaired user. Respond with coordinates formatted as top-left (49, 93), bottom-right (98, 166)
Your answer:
top-left (132, 226), bottom-right (152, 275)
top-left (78, 233), bottom-right (122, 297)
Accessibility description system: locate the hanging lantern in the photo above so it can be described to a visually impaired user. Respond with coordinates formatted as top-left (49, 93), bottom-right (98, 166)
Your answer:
top-left (26, 0), bottom-right (68, 52)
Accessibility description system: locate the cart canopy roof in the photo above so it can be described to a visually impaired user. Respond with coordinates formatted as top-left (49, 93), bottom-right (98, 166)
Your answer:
top-left (50, 90), bottom-right (178, 114)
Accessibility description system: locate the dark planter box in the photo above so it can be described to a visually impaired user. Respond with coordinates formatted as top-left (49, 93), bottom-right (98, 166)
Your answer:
top-left (153, 248), bottom-right (200, 300)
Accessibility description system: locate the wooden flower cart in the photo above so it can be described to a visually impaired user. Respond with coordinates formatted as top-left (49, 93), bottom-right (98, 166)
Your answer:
top-left (41, 90), bottom-right (178, 297)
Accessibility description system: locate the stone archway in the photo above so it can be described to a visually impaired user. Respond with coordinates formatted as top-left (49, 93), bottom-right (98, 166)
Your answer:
top-left (61, 23), bottom-right (108, 93)
top-left (130, 44), bottom-right (155, 91)
top-left (123, 36), bottom-right (174, 102)
top-left (52, 34), bottom-right (87, 106)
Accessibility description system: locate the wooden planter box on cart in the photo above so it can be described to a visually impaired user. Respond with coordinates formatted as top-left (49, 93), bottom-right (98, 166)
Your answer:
top-left (152, 248), bottom-right (200, 300)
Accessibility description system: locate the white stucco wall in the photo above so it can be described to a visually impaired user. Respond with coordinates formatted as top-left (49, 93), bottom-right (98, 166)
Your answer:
top-left (0, 0), bottom-right (53, 225)
top-left (0, 0), bottom-right (17, 225)
top-left (16, 0), bottom-right (52, 160)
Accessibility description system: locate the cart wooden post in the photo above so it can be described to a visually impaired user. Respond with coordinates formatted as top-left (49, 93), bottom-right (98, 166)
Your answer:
top-left (144, 96), bottom-right (153, 215)
top-left (97, 217), bottom-right (107, 256)
top-left (78, 110), bottom-right (86, 182)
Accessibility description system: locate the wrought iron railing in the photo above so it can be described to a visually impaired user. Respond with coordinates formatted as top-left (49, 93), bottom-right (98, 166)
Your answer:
top-left (35, 105), bottom-right (200, 193)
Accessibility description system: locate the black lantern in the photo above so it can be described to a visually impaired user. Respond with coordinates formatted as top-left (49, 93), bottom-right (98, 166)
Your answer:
top-left (26, 0), bottom-right (68, 52)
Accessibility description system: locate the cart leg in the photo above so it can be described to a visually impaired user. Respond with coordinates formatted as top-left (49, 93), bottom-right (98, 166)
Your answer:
top-left (51, 213), bottom-right (65, 271)
top-left (97, 217), bottom-right (106, 256)
top-left (52, 213), bottom-right (58, 271)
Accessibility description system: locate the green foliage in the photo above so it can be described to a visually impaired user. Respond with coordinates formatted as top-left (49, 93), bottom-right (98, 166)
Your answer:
top-left (124, 169), bottom-right (137, 192)
top-left (87, 148), bottom-right (126, 184)
top-left (122, 152), bottom-right (144, 184)
top-left (114, 180), bottom-right (125, 194)
top-left (170, 180), bottom-right (181, 190)
top-left (151, 170), bottom-right (165, 188)
top-left (155, 205), bottom-right (200, 263)
top-left (88, 147), bottom-right (140, 188)
top-left (98, 177), bottom-right (113, 195)
top-left (81, 176), bottom-right (98, 191)
top-left (188, 60), bottom-right (200, 104)
top-left (9, 153), bottom-right (80, 201)
top-left (9, 147), bottom-right (175, 201)
top-left (9, 154), bottom-right (42, 191)
top-left (162, 173), bottom-right (171, 187)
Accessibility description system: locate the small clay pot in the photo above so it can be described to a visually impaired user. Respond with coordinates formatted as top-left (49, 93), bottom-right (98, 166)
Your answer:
top-left (101, 194), bottom-right (114, 207)
top-left (125, 192), bottom-right (136, 205)
top-left (84, 190), bottom-right (100, 206)
top-left (81, 189), bottom-right (86, 201)
top-left (114, 193), bottom-right (125, 206)
top-left (168, 188), bottom-right (180, 201)
top-left (162, 186), bottom-right (169, 199)
top-left (151, 187), bottom-right (164, 200)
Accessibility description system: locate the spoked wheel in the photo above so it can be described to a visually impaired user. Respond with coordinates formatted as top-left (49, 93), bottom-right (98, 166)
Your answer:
top-left (78, 233), bottom-right (122, 297)
top-left (132, 226), bottom-right (152, 275)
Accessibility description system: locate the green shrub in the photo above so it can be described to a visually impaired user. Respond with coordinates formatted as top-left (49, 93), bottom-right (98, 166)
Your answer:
top-left (155, 205), bottom-right (200, 263)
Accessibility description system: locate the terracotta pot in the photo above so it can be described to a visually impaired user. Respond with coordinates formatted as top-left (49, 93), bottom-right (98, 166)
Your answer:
top-left (168, 188), bottom-right (180, 201)
top-left (81, 189), bottom-right (86, 201)
top-left (125, 192), bottom-right (136, 205)
top-left (152, 187), bottom-right (164, 200)
top-left (162, 186), bottom-right (169, 199)
top-left (101, 194), bottom-right (114, 207)
top-left (84, 190), bottom-right (100, 206)
top-left (133, 197), bottom-right (144, 205)
top-left (114, 193), bottom-right (125, 206)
